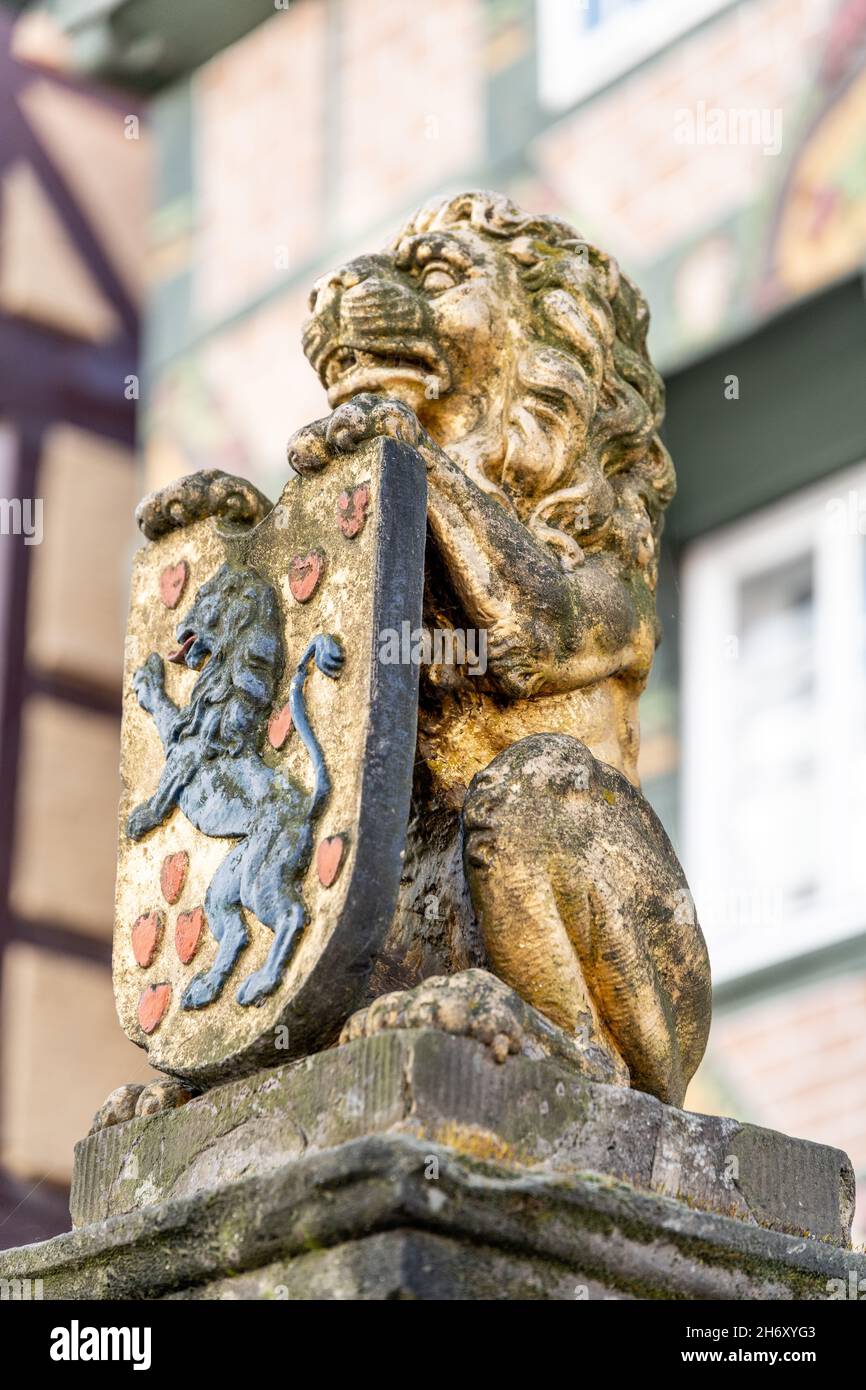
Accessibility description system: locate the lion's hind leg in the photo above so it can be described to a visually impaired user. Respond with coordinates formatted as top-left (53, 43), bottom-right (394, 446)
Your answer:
top-left (235, 817), bottom-right (310, 1007)
top-left (235, 900), bottom-right (305, 1008)
top-left (463, 733), bottom-right (711, 1107)
top-left (181, 842), bottom-right (249, 1010)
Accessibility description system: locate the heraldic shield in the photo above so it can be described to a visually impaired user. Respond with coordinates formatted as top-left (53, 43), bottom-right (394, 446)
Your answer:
top-left (113, 438), bottom-right (426, 1085)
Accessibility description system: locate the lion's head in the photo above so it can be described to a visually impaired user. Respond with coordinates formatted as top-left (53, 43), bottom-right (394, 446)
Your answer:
top-left (302, 190), bottom-right (674, 579)
top-left (169, 564), bottom-right (284, 755)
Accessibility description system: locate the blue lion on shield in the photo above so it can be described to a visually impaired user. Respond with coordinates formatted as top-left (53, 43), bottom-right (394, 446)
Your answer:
top-left (126, 562), bottom-right (343, 1009)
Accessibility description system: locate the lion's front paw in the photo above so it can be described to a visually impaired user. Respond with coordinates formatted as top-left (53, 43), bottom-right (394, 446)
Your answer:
top-left (339, 969), bottom-right (525, 1063)
top-left (182, 973), bottom-right (222, 1011)
top-left (134, 1079), bottom-right (197, 1119)
top-left (89, 1079), bottom-right (197, 1134)
top-left (132, 652), bottom-right (164, 712)
top-left (325, 394), bottom-right (421, 453)
top-left (89, 1083), bottom-right (144, 1134)
top-left (287, 417), bottom-right (332, 475)
top-left (126, 802), bottom-right (158, 841)
top-left (312, 632), bottom-right (344, 679)
top-left (287, 396), bottom-right (422, 475)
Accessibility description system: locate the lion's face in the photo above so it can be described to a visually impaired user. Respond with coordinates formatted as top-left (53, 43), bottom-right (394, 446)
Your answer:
top-left (170, 565), bottom-right (276, 674)
top-left (170, 573), bottom-right (223, 669)
top-left (302, 227), bottom-right (526, 452)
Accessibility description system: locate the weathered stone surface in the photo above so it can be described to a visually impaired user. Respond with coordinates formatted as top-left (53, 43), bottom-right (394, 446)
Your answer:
top-left (71, 1030), bottom-right (854, 1247)
top-left (3, 1135), bottom-right (864, 1301)
top-left (164, 1232), bottom-right (629, 1302)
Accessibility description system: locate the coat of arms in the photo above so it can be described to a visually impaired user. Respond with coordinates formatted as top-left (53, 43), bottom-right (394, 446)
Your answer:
top-left (113, 439), bottom-right (426, 1084)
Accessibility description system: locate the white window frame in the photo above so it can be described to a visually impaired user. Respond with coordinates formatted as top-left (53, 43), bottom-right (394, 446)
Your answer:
top-left (536, 0), bottom-right (735, 112)
top-left (681, 460), bottom-right (866, 984)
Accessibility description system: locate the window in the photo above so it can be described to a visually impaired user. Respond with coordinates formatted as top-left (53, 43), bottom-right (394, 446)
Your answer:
top-left (681, 463), bottom-right (866, 983)
top-left (536, 0), bottom-right (734, 111)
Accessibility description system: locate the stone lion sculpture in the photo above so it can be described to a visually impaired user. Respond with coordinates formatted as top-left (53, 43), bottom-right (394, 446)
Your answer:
top-left (287, 190), bottom-right (711, 1108)
top-left (96, 189), bottom-right (710, 1133)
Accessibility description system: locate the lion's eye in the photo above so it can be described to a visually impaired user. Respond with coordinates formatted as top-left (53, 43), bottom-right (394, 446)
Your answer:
top-left (420, 265), bottom-right (458, 295)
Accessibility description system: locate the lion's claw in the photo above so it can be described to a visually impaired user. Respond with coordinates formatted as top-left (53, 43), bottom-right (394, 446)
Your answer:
top-left (325, 394), bottom-right (421, 453)
top-left (339, 969), bottom-right (526, 1062)
top-left (287, 419), bottom-right (331, 475)
top-left (132, 652), bottom-right (165, 711)
top-left (314, 634), bottom-right (344, 679)
top-left (287, 396), bottom-right (422, 475)
top-left (182, 974), bottom-right (220, 1011)
top-left (236, 970), bottom-right (277, 1007)
top-left (89, 1079), bottom-right (197, 1133)
top-left (338, 968), bottom-right (630, 1083)
top-left (89, 1083), bottom-right (144, 1134)
top-left (126, 804), bottom-right (157, 841)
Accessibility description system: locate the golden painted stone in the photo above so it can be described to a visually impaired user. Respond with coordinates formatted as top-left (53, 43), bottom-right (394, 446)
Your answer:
top-left (106, 189), bottom-right (710, 1126)
top-left (289, 190), bottom-right (711, 1108)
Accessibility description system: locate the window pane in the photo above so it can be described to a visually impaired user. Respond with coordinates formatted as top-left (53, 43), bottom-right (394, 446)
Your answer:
top-left (726, 554), bottom-right (818, 922)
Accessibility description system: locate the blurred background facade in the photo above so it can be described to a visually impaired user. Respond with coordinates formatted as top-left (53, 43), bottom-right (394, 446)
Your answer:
top-left (1, 0), bottom-right (865, 1246)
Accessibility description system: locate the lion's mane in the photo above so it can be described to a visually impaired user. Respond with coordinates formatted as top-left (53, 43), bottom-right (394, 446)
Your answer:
top-left (394, 191), bottom-right (675, 579)
top-left (169, 565), bottom-right (284, 759)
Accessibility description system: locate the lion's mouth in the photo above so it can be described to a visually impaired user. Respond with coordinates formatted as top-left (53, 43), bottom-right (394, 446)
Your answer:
top-left (168, 631), bottom-right (196, 665)
top-left (320, 342), bottom-right (448, 405)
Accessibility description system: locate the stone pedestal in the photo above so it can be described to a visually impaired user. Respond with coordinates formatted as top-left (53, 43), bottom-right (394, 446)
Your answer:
top-left (2, 1031), bottom-right (863, 1300)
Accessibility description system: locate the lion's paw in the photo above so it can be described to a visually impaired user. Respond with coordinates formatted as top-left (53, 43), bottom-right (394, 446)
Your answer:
top-left (287, 417), bottom-right (332, 475)
top-left (287, 395), bottom-right (421, 475)
top-left (182, 973), bottom-right (221, 1011)
top-left (235, 969), bottom-right (278, 1008)
top-left (125, 802), bottom-right (157, 841)
top-left (325, 393), bottom-right (420, 453)
top-left (340, 969), bottom-right (526, 1063)
top-left (89, 1083), bottom-right (144, 1134)
top-left (340, 968), bottom-right (632, 1084)
top-left (132, 652), bottom-right (164, 712)
top-left (88, 1079), bottom-right (197, 1134)
top-left (134, 1079), bottom-right (197, 1119)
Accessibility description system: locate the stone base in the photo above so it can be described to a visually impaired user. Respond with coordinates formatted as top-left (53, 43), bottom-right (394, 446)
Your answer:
top-left (1, 1031), bottom-right (862, 1300)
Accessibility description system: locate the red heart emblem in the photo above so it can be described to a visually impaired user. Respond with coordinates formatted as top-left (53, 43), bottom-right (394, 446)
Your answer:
top-left (131, 911), bottom-right (163, 968)
top-left (316, 834), bottom-right (346, 888)
top-left (268, 702), bottom-right (293, 749)
top-left (337, 484), bottom-right (370, 539)
top-left (159, 561), bottom-right (188, 609)
top-left (289, 550), bottom-right (324, 603)
top-left (176, 907), bottom-right (205, 964)
top-left (160, 851), bottom-right (189, 905)
top-left (138, 983), bottom-right (171, 1034)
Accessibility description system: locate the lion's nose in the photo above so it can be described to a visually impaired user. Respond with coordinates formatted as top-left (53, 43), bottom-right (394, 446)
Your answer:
top-left (307, 255), bottom-right (393, 314)
top-left (308, 267), bottom-right (359, 313)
